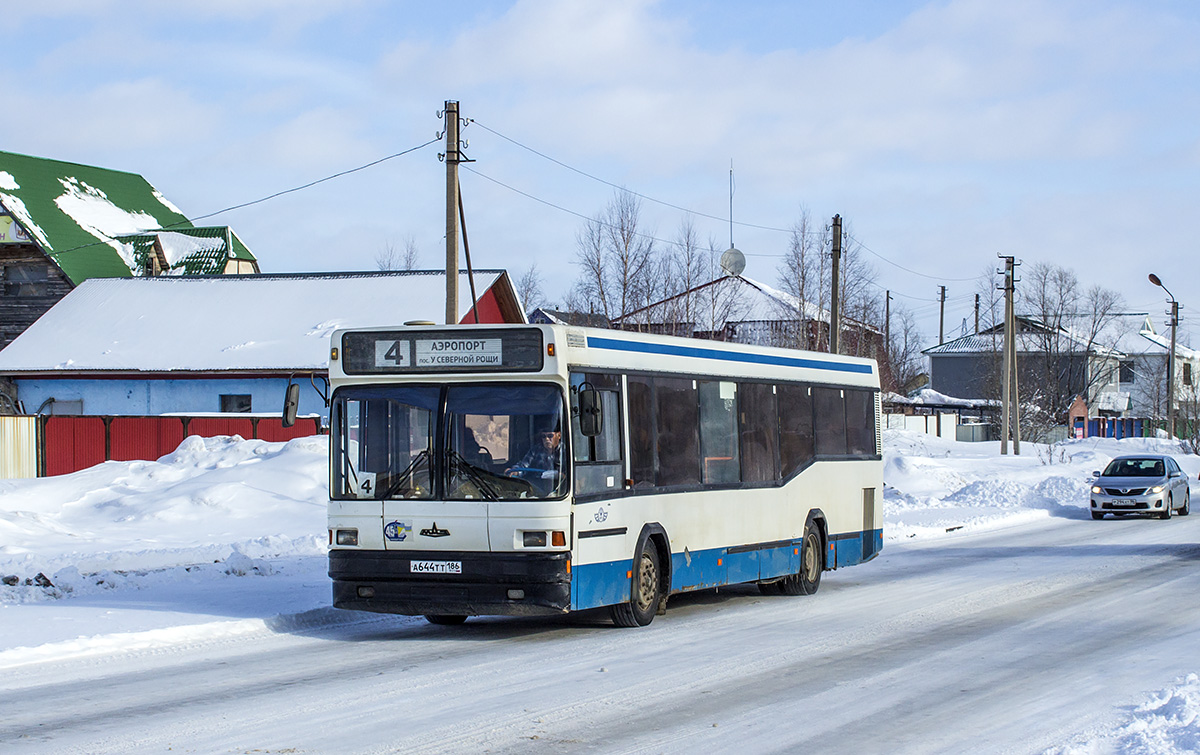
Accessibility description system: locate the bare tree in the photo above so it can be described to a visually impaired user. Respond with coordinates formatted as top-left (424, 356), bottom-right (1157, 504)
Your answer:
top-left (376, 236), bottom-right (421, 271)
top-left (775, 208), bottom-right (826, 350)
top-left (884, 304), bottom-right (926, 394)
top-left (1022, 262), bottom-right (1126, 418)
top-left (516, 263), bottom-right (548, 314)
top-left (570, 190), bottom-right (657, 325)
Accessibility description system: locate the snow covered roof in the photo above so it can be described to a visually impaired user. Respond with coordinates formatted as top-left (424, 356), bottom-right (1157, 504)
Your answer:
top-left (616, 274), bottom-right (879, 333)
top-left (884, 388), bottom-right (998, 408)
top-left (0, 270), bottom-right (522, 374)
top-left (0, 150), bottom-right (256, 282)
top-left (924, 315), bottom-right (1124, 357)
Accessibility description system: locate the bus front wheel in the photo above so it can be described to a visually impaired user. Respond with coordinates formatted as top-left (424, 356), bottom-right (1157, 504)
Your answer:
top-left (778, 524), bottom-right (822, 596)
top-left (610, 542), bottom-right (662, 627)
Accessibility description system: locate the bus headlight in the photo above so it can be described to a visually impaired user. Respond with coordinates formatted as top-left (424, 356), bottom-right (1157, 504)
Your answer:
top-left (523, 531), bottom-right (547, 547)
top-left (336, 529), bottom-right (359, 546)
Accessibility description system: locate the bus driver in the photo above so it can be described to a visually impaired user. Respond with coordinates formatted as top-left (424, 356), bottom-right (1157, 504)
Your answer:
top-left (507, 424), bottom-right (562, 475)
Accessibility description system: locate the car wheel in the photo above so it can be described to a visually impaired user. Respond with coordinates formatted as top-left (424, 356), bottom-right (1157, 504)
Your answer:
top-left (610, 541), bottom-right (662, 627)
top-left (778, 524), bottom-right (822, 596)
top-left (1181, 491), bottom-right (1191, 516)
top-left (1091, 511), bottom-right (1104, 520)
top-left (424, 614), bottom-right (468, 625)
top-left (1160, 494), bottom-right (1173, 520)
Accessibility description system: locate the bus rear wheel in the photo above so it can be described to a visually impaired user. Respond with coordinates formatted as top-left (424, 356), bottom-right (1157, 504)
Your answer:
top-left (610, 542), bottom-right (661, 627)
top-left (425, 614), bottom-right (468, 625)
top-left (778, 524), bottom-right (822, 596)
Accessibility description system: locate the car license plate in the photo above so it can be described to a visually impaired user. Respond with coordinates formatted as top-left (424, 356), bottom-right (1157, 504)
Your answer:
top-left (1111, 499), bottom-right (1136, 507)
top-left (410, 560), bottom-right (462, 574)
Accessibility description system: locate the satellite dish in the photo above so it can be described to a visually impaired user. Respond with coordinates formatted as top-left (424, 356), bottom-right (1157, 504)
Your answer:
top-left (720, 246), bottom-right (746, 277)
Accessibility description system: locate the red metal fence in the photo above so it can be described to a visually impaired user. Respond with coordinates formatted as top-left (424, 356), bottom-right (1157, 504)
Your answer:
top-left (38, 415), bottom-right (323, 477)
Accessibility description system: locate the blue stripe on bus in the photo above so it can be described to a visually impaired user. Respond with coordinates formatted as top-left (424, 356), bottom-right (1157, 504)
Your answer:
top-left (570, 530), bottom-right (883, 611)
top-left (585, 336), bottom-right (875, 375)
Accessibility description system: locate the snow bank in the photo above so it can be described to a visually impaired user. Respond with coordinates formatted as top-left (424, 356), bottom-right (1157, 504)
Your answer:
top-left (0, 435), bottom-right (329, 602)
top-left (1050, 674), bottom-right (1200, 754)
top-left (882, 429), bottom-right (1195, 540)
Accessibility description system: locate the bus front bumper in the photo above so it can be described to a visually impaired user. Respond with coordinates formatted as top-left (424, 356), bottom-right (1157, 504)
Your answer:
top-left (328, 549), bottom-right (571, 617)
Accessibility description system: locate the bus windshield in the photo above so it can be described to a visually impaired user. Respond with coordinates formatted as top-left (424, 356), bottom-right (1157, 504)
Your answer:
top-left (331, 383), bottom-right (568, 501)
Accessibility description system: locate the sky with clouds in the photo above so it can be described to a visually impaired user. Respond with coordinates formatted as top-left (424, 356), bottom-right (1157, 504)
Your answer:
top-left (5, 0), bottom-right (1199, 346)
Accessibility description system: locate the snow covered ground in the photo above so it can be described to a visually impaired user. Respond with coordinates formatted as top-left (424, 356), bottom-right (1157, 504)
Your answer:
top-left (2, 429), bottom-right (1200, 752)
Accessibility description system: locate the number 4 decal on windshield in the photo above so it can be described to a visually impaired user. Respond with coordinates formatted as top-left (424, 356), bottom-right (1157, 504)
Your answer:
top-left (357, 472), bottom-right (378, 499)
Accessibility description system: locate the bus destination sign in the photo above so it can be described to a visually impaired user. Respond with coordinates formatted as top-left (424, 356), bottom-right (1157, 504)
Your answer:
top-left (415, 338), bottom-right (501, 367)
top-left (342, 328), bottom-right (545, 374)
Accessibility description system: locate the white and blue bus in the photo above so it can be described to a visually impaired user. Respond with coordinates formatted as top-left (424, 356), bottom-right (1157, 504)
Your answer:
top-left (316, 323), bottom-right (882, 627)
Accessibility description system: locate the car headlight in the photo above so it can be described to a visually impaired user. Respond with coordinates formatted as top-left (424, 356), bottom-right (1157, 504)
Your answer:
top-left (1149, 485), bottom-right (1165, 494)
top-left (1091, 485), bottom-right (1103, 494)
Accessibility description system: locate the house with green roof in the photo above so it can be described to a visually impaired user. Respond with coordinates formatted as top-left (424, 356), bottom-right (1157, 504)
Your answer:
top-left (0, 149), bottom-right (258, 350)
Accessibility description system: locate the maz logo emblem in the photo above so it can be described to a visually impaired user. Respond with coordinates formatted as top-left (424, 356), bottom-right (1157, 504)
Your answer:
top-left (420, 522), bottom-right (451, 538)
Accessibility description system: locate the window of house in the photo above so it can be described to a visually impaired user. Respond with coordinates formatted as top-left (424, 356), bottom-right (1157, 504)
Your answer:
top-left (1185, 363), bottom-right (1193, 387)
top-left (1119, 360), bottom-right (1136, 384)
top-left (3, 264), bottom-right (48, 296)
top-left (49, 399), bottom-right (83, 415)
top-left (220, 394), bottom-right (252, 413)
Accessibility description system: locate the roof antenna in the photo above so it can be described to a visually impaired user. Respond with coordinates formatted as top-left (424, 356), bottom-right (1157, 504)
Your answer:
top-left (720, 159), bottom-right (746, 277)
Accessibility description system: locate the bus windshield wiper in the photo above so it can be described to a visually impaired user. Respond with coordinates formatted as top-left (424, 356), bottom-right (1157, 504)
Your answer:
top-left (380, 449), bottom-right (430, 499)
top-left (448, 451), bottom-right (500, 500)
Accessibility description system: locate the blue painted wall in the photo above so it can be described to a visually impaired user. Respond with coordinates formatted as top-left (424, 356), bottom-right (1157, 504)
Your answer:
top-left (15, 377), bottom-right (329, 423)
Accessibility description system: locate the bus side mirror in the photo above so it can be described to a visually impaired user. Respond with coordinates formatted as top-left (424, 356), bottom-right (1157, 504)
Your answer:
top-left (578, 388), bottom-right (602, 438)
top-left (282, 382), bottom-right (300, 428)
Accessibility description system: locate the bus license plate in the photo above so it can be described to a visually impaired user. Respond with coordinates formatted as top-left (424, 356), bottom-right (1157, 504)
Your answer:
top-left (410, 560), bottom-right (462, 574)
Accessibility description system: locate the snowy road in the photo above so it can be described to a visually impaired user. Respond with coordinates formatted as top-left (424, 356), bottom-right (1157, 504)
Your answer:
top-left (5, 510), bottom-right (1200, 754)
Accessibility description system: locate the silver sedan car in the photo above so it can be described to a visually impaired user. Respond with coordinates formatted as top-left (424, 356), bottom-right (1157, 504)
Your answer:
top-left (1090, 454), bottom-right (1191, 520)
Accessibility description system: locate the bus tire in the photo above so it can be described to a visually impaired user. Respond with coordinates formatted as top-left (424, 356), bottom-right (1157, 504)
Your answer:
top-left (425, 614), bottom-right (468, 625)
top-left (610, 542), bottom-right (661, 627)
top-left (758, 581), bottom-right (782, 595)
top-left (778, 524), bottom-right (822, 596)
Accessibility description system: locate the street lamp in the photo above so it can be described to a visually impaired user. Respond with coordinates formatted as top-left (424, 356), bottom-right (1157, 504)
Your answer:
top-left (1149, 273), bottom-right (1179, 438)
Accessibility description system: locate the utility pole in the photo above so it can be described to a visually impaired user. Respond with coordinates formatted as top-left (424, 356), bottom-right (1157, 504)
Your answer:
top-left (1000, 260), bottom-right (1011, 456)
top-left (885, 290), bottom-right (892, 358)
top-left (443, 100), bottom-right (462, 325)
top-left (974, 293), bottom-right (980, 335)
top-left (830, 215), bottom-right (842, 354)
top-left (1149, 273), bottom-right (1180, 438)
top-left (1169, 299), bottom-right (1180, 437)
top-left (938, 285), bottom-right (947, 345)
top-left (999, 255), bottom-right (1020, 455)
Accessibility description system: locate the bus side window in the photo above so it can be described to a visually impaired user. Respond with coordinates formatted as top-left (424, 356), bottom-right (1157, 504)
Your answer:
top-left (655, 377), bottom-right (700, 487)
top-left (813, 387), bottom-right (848, 456)
top-left (779, 384), bottom-right (814, 477)
top-left (845, 389), bottom-right (875, 456)
top-left (737, 382), bottom-right (778, 484)
top-left (627, 376), bottom-right (655, 488)
top-left (699, 381), bottom-right (740, 484)
top-left (570, 373), bottom-right (625, 496)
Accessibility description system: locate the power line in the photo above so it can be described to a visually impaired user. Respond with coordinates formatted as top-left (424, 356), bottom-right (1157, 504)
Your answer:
top-left (189, 138), bottom-right (441, 223)
top-left (471, 117), bottom-right (983, 286)
top-left (42, 137), bottom-right (442, 258)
